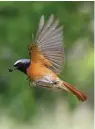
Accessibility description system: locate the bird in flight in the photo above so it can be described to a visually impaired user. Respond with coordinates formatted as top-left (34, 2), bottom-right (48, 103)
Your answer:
top-left (9, 15), bottom-right (87, 101)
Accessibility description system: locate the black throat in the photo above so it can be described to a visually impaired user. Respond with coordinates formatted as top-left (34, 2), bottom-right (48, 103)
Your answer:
top-left (17, 62), bottom-right (30, 74)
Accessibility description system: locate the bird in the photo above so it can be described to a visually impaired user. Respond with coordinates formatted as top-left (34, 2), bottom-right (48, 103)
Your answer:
top-left (9, 15), bottom-right (87, 101)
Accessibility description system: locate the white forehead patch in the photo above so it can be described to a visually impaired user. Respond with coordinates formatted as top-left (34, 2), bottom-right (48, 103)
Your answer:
top-left (14, 59), bottom-right (30, 65)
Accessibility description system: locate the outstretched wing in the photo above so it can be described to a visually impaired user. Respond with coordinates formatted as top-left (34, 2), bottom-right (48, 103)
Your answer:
top-left (35, 15), bottom-right (64, 74)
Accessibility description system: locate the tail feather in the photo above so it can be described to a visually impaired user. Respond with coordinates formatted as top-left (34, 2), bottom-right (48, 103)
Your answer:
top-left (58, 81), bottom-right (87, 101)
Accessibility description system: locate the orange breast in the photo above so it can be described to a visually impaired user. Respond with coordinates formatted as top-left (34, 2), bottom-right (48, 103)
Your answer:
top-left (26, 61), bottom-right (57, 81)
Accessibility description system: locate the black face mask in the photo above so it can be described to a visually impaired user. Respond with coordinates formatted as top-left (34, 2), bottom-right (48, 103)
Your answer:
top-left (8, 59), bottom-right (30, 74)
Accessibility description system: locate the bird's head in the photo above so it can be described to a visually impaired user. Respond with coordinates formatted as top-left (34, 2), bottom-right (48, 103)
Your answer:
top-left (9, 59), bottom-right (30, 74)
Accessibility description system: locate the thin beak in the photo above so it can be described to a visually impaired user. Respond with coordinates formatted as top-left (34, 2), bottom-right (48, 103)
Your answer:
top-left (8, 67), bottom-right (17, 72)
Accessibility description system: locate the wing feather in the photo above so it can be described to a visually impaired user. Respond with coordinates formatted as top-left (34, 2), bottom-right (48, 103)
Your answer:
top-left (35, 15), bottom-right (64, 74)
top-left (35, 15), bottom-right (44, 40)
top-left (36, 15), bottom-right (54, 42)
top-left (38, 19), bottom-right (59, 44)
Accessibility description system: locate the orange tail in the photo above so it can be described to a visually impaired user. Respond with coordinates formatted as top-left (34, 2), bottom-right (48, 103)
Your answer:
top-left (58, 81), bottom-right (87, 101)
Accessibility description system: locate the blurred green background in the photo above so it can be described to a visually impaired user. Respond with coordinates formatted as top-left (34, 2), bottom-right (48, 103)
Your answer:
top-left (0, 1), bottom-right (94, 129)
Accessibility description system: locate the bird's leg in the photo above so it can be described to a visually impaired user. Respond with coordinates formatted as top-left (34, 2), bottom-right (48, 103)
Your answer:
top-left (28, 80), bottom-right (36, 88)
top-left (35, 80), bottom-right (57, 89)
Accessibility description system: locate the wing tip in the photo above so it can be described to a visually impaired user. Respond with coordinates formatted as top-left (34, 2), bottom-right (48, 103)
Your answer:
top-left (41, 15), bottom-right (44, 20)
